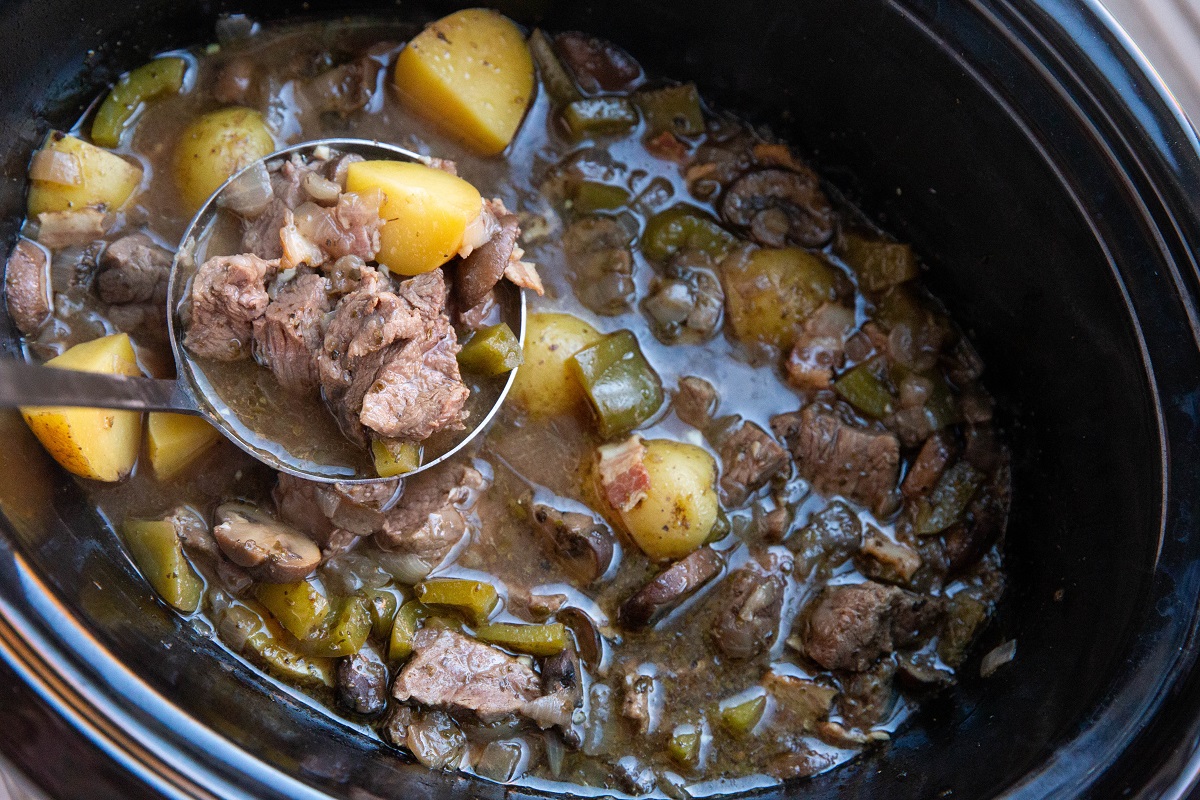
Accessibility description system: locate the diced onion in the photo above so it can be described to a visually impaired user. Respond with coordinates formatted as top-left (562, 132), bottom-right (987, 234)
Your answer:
top-left (217, 161), bottom-right (273, 217)
top-left (302, 171), bottom-right (341, 203)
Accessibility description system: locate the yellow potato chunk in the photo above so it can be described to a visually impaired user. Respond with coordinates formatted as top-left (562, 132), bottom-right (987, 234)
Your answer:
top-left (27, 133), bottom-right (143, 217)
top-left (510, 312), bottom-right (603, 417)
top-left (345, 160), bottom-right (482, 276)
top-left (722, 246), bottom-right (839, 349)
top-left (618, 439), bottom-right (718, 561)
top-left (21, 333), bottom-right (143, 482)
top-left (173, 107), bottom-right (275, 211)
top-left (147, 412), bottom-right (221, 480)
top-left (393, 8), bottom-right (534, 155)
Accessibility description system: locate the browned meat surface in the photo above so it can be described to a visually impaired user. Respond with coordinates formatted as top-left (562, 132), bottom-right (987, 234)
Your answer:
top-left (563, 215), bottom-right (634, 315)
top-left (710, 551), bottom-right (791, 660)
top-left (251, 272), bottom-right (329, 392)
top-left (719, 168), bottom-right (834, 248)
top-left (318, 269), bottom-right (468, 445)
top-left (273, 472), bottom-right (399, 545)
top-left (799, 581), bottom-right (942, 671)
top-left (242, 199), bottom-right (289, 260)
top-left (96, 234), bottom-right (171, 305)
top-left (456, 214), bottom-right (519, 309)
top-left (836, 660), bottom-right (896, 730)
top-left (336, 650), bottom-right (389, 716)
top-left (392, 627), bottom-right (542, 720)
top-left (673, 375), bottom-right (717, 429)
top-left (717, 421), bottom-right (789, 506)
top-left (554, 32), bottom-right (644, 93)
top-left (185, 253), bottom-right (277, 360)
top-left (788, 501), bottom-right (862, 578)
top-left (772, 405), bottom-right (901, 516)
top-left (901, 432), bottom-right (956, 498)
top-left (5, 238), bottom-right (51, 335)
top-left (305, 55), bottom-right (383, 116)
top-left (619, 547), bottom-right (723, 628)
top-left (375, 462), bottom-right (487, 567)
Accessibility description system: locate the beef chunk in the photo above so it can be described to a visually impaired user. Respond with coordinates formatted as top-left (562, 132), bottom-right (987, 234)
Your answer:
top-left (392, 628), bottom-right (542, 721)
top-left (305, 55), bottom-right (383, 116)
top-left (274, 471), bottom-right (400, 547)
top-left (242, 199), bottom-right (289, 260)
top-left (336, 650), bottom-right (389, 716)
top-left (673, 375), bottom-right (718, 429)
top-left (456, 214), bottom-right (519, 309)
top-left (374, 462), bottom-right (487, 567)
top-left (5, 238), bottom-right (51, 334)
top-left (718, 421), bottom-right (789, 506)
top-left (252, 272), bottom-right (330, 392)
top-left (553, 32), bottom-right (644, 93)
top-left (836, 659), bottom-right (896, 730)
top-left (799, 581), bottom-right (942, 671)
top-left (771, 405), bottom-right (900, 515)
top-left (788, 500), bottom-right (862, 578)
top-left (96, 234), bottom-right (171, 305)
top-left (902, 432), bottom-right (956, 499)
top-left (763, 671), bottom-right (837, 733)
top-left (710, 551), bottom-right (791, 660)
top-left (618, 547), bottom-right (723, 628)
top-left (563, 215), bottom-right (634, 315)
top-left (318, 269), bottom-right (468, 445)
top-left (185, 253), bottom-right (277, 360)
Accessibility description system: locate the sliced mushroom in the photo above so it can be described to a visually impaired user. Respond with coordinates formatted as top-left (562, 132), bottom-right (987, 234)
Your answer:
top-left (618, 547), bottom-right (723, 629)
top-left (456, 214), bottom-right (519, 309)
top-left (527, 499), bottom-right (616, 585)
top-left (536, 645), bottom-right (585, 746)
top-left (212, 502), bottom-right (322, 583)
top-left (555, 606), bottom-right (604, 667)
top-left (720, 168), bottom-right (834, 248)
top-left (336, 648), bottom-right (389, 716)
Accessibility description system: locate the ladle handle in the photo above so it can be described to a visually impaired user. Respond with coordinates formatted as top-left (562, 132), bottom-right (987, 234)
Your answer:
top-left (0, 359), bottom-right (201, 414)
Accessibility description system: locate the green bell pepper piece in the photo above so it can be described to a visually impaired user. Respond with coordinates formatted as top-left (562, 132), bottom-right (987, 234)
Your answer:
top-left (529, 29), bottom-right (582, 105)
top-left (572, 180), bottom-right (631, 213)
top-left (667, 725), bottom-right (701, 766)
top-left (365, 589), bottom-right (399, 640)
top-left (834, 358), bottom-right (895, 419)
top-left (92, 57), bottom-right (187, 148)
top-left (372, 440), bottom-right (422, 477)
top-left (720, 693), bottom-right (766, 736)
top-left (563, 97), bottom-right (638, 138)
top-left (388, 600), bottom-right (431, 662)
top-left (915, 461), bottom-right (984, 535)
top-left (256, 580), bottom-right (331, 640)
top-left (457, 322), bottom-right (523, 376)
top-left (636, 83), bottom-right (705, 137)
top-left (303, 594), bottom-right (371, 657)
top-left (570, 329), bottom-right (664, 438)
top-left (642, 205), bottom-right (737, 263)
top-left (218, 602), bottom-right (334, 687)
top-left (122, 518), bottom-right (204, 613)
top-left (840, 231), bottom-right (919, 292)
top-left (474, 622), bottom-right (568, 656)
top-left (416, 579), bottom-right (499, 625)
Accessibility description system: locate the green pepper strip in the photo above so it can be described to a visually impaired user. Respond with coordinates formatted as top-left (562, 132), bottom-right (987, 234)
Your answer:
top-left (416, 579), bottom-right (499, 626)
top-left (92, 57), bottom-right (187, 148)
top-left (529, 29), bottom-right (582, 105)
top-left (256, 580), bottom-right (331, 641)
top-left (563, 97), bottom-right (638, 139)
top-left (570, 329), bottom-right (664, 438)
top-left (573, 181), bottom-right (631, 213)
top-left (834, 358), bottom-right (895, 419)
top-left (303, 595), bottom-right (372, 657)
top-left (474, 622), bottom-right (568, 656)
top-left (389, 600), bottom-right (431, 662)
top-left (720, 693), bottom-right (766, 736)
top-left (123, 518), bottom-right (203, 613)
top-left (635, 83), bottom-right (705, 137)
top-left (667, 725), bottom-right (701, 765)
top-left (641, 205), bottom-right (737, 263)
top-left (457, 322), bottom-right (523, 376)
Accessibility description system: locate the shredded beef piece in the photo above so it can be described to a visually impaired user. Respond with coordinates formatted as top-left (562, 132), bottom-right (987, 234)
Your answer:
top-left (717, 421), bottom-right (789, 506)
top-left (771, 405), bottom-right (901, 516)
top-left (274, 471), bottom-right (400, 548)
top-left (710, 551), bottom-right (791, 660)
top-left (800, 581), bottom-right (942, 672)
top-left (252, 272), bottom-right (329, 392)
top-left (5, 238), bottom-right (51, 335)
top-left (374, 462), bottom-right (487, 567)
top-left (673, 375), bottom-right (718, 429)
top-left (185, 253), bottom-right (277, 360)
top-left (96, 234), bottom-right (171, 305)
top-left (318, 269), bottom-right (468, 445)
top-left (392, 628), bottom-right (542, 721)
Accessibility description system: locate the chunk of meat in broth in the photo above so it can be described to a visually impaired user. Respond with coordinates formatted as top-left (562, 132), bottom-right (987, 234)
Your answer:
top-left (252, 271), bottom-right (330, 393)
top-left (798, 581), bottom-right (943, 672)
top-left (710, 550), bottom-right (791, 660)
top-left (716, 421), bottom-right (789, 507)
top-left (374, 462), bottom-right (488, 569)
top-left (185, 253), bottom-right (277, 360)
top-left (96, 234), bottom-right (171, 305)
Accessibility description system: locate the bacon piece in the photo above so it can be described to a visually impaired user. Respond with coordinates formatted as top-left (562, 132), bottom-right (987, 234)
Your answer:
top-left (597, 435), bottom-right (651, 512)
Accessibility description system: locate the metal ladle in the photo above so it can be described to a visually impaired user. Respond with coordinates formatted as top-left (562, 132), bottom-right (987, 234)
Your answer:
top-left (0, 138), bottom-right (525, 483)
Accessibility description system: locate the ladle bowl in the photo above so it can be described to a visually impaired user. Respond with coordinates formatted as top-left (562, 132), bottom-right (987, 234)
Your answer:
top-left (0, 137), bottom-right (526, 483)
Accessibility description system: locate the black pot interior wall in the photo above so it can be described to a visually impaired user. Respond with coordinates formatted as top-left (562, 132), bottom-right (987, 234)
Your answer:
top-left (0, 0), bottom-right (1183, 798)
